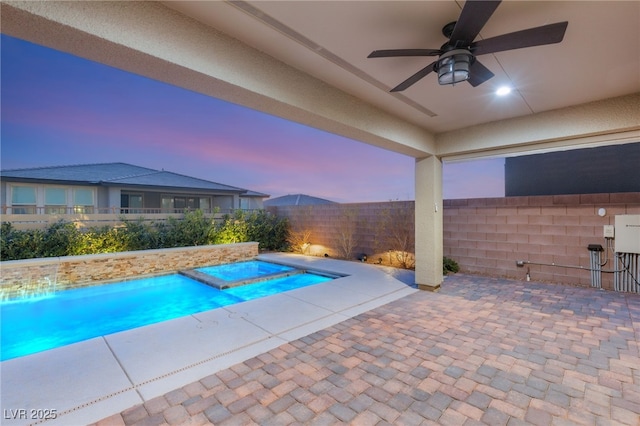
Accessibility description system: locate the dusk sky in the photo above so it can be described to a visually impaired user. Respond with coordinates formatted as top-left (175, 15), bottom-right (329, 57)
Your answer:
top-left (1, 34), bottom-right (504, 202)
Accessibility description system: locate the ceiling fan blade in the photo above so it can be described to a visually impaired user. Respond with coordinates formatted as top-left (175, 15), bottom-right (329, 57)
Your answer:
top-left (390, 61), bottom-right (437, 92)
top-left (467, 60), bottom-right (495, 87)
top-left (472, 21), bottom-right (568, 56)
top-left (368, 49), bottom-right (441, 58)
top-left (449, 0), bottom-right (502, 47)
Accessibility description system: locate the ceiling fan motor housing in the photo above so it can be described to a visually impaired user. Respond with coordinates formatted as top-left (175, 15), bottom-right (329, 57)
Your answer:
top-left (442, 21), bottom-right (457, 39)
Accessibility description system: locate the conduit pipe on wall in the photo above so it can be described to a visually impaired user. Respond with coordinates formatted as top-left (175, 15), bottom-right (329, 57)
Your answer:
top-left (515, 239), bottom-right (620, 274)
top-left (516, 255), bottom-right (640, 293)
top-left (515, 260), bottom-right (620, 274)
top-left (516, 260), bottom-right (622, 274)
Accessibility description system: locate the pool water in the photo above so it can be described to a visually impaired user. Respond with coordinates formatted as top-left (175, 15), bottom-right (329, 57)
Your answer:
top-left (0, 269), bottom-right (331, 361)
top-left (196, 260), bottom-right (295, 281)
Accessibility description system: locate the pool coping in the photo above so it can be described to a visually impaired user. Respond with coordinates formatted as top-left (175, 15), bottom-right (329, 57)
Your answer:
top-left (0, 253), bottom-right (417, 426)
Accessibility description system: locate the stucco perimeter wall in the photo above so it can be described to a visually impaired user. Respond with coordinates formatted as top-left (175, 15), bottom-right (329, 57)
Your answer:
top-left (0, 242), bottom-right (258, 300)
top-left (272, 193), bottom-right (640, 289)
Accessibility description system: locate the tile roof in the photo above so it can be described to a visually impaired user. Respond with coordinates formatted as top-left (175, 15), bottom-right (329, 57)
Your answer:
top-left (264, 193), bottom-right (337, 206)
top-left (0, 162), bottom-right (249, 193)
top-left (242, 190), bottom-right (270, 198)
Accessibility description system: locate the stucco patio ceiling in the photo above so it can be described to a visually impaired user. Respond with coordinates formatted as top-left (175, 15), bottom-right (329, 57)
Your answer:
top-left (165, 1), bottom-right (639, 133)
top-left (162, 1), bottom-right (640, 158)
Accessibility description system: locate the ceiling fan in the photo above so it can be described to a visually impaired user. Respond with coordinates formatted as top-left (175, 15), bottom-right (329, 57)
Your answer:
top-left (368, 0), bottom-right (568, 91)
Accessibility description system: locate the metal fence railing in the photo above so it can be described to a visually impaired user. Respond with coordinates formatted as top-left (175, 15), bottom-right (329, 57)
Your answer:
top-left (0, 208), bottom-right (262, 230)
top-left (1, 206), bottom-right (234, 215)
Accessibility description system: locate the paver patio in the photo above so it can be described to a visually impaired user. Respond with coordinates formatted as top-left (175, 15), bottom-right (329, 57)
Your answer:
top-left (92, 274), bottom-right (640, 425)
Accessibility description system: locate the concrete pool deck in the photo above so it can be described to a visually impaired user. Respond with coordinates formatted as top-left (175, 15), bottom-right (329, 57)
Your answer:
top-left (1, 253), bottom-right (417, 426)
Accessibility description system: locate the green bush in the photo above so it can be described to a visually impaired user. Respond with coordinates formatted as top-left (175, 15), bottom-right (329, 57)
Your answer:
top-left (121, 218), bottom-right (160, 251)
top-left (70, 226), bottom-right (129, 255)
top-left (443, 256), bottom-right (460, 275)
top-left (42, 221), bottom-right (79, 257)
top-left (246, 210), bottom-right (289, 251)
top-left (214, 210), bottom-right (249, 245)
top-left (0, 209), bottom-right (290, 261)
top-left (1, 223), bottom-right (44, 260)
top-left (164, 210), bottom-right (215, 247)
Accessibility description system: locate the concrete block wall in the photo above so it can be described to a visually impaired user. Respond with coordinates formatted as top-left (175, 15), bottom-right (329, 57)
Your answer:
top-left (272, 193), bottom-right (640, 289)
top-left (443, 192), bottom-right (640, 289)
top-left (269, 201), bottom-right (414, 265)
top-left (0, 242), bottom-right (258, 301)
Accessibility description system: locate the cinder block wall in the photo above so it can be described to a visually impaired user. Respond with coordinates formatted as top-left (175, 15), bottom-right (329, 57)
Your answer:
top-left (272, 193), bottom-right (640, 289)
top-left (269, 201), bottom-right (414, 265)
top-left (444, 193), bottom-right (640, 289)
top-left (0, 242), bottom-right (258, 300)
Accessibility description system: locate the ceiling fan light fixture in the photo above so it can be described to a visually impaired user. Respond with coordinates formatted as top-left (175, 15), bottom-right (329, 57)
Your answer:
top-left (436, 49), bottom-right (472, 86)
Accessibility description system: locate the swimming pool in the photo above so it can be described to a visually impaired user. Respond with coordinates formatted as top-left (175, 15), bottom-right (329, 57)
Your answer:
top-left (0, 267), bottom-right (332, 361)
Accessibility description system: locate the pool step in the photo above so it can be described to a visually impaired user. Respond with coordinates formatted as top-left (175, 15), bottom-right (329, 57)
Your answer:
top-left (178, 268), bottom-right (306, 290)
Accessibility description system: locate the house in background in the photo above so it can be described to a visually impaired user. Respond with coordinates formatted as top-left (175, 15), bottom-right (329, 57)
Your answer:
top-left (264, 194), bottom-right (337, 207)
top-left (505, 142), bottom-right (640, 196)
top-left (0, 162), bottom-right (268, 214)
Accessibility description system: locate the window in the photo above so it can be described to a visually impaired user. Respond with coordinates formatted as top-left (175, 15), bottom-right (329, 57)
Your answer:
top-left (73, 189), bottom-right (94, 213)
top-left (199, 197), bottom-right (211, 212)
top-left (11, 186), bottom-right (36, 214)
top-left (161, 196), bottom-right (174, 212)
top-left (161, 195), bottom-right (210, 213)
top-left (45, 188), bottom-right (67, 214)
top-left (174, 197), bottom-right (187, 210)
top-left (121, 193), bottom-right (143, 213)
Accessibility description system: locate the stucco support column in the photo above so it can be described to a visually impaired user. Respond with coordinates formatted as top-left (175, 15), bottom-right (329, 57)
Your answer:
top-left (415, 155), bottom-right (443, 291)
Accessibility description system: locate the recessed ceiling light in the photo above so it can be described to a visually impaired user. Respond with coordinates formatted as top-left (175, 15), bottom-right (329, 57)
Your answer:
top-left (496, 86), bottom-right (512, 96)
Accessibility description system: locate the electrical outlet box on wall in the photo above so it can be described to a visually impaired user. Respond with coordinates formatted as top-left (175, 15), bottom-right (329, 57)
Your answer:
top-left (614, 215), bottom-right (640, 254)
top-left (603, 225), bottom-right (615, 238)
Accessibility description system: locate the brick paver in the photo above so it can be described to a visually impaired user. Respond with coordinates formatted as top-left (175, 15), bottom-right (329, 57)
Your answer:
top-left (91, 274), bottom-right (640, 425)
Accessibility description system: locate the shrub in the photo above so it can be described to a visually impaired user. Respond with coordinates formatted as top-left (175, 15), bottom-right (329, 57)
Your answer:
top-left (288, 228), bottom-right (312, 254)
top-left (70, 226), bottom-right (129, 255)
top-left (443, 256), bottom-right (460, 275)
top-left (376, 204), bottom-right (415, 269)
top-left (41, 221), bottom-right (79, 257)
top-left (176, 210), bottom-right (215, 246)
top-left (287, 206), bottom-right (313, 254)
top-left (155, 210), bottom-right (216, 248)
top-left (121, 218), bottom-right (159, 251)
top-left (246, 210), bottom-right (289, 251)
top-left (0, 209), bottom-right (290, 261)
top-left (1, 223), bottom-right (44, 260)
top-left (214, 210), bottom-right (249, 244)
top-left (334, 207), bottom-right (359, 260)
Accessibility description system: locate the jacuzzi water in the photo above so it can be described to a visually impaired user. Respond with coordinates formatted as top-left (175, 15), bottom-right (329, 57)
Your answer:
top-left (196, 260), bottom-right (295, 281)
top-left (0, 266), bottom-right (331, 361)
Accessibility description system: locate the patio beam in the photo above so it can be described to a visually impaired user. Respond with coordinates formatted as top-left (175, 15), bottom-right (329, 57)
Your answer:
top-left (436, 93), bottom-right (640, 161)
